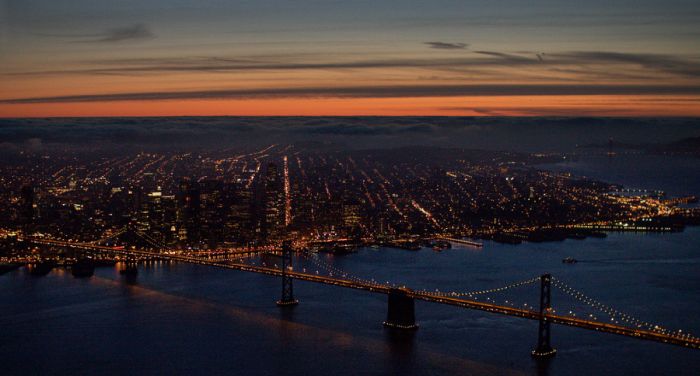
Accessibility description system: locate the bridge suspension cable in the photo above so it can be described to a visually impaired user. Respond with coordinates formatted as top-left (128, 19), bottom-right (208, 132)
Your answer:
top-left (132, 230), bottom-right (169, 250)
top-left (420, 276), bottom-right (540, 299)
top-left (88, 227), bottom-right (127, 245)
top-left (299, 251), bottom-right (389, 288)
top-left (551, 277), bottom-right (699, 341)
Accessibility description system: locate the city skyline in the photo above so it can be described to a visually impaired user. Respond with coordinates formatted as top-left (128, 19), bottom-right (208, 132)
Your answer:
top-left (2, 0), bottom-right (700, 117)
top-left (4, 145), bottom-right (668, 249)
top-left (3, 137), bottom-right (700, 369)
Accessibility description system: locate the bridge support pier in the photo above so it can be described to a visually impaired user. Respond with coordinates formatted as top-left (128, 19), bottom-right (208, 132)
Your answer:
top-left (383, 288), bottom-right (418, 330)
top-left (532, 274), bottom-right (556, 358)
top-left (276, 241), bottom-right (298, 307)
top-left (120, 254), bottom-right (138, 276)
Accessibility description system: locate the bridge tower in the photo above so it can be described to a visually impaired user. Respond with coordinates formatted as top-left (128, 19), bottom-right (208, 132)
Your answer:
top-left (276, 240), bottom-right (298, 306)
top-left (383, 288), bottom-right (418, 330)
top-left (532, 273), bottom-right (556, 358)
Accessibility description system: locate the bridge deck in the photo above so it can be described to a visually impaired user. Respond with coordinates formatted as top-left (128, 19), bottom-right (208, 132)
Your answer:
top-left (22, 237), bottom-right (700, 350)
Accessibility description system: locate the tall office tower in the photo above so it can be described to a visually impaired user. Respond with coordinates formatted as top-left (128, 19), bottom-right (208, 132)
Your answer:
top-left (141, 172), bottom-right (157, 192)
top-left (177, 180), bottom-right (201, 245)
top-left (20, 185), bottom-right (35, 229)
top-left (176, 180), bottom-right (190, 225)
top-left (134, 188), bottom-right (150, 233)
top-left (226, 184), bottom-right (253, 244)
top-left (263, 163), bottom-right (284, 240)
top-left (342, 200), bottom-right (362, 229)
top-left (160, 194), bottom-right (179, 246)
top-left (147, 188), bottom-right (166, 242)
top-left (199, 180), bottom-right (224, 249)
top-left (317, 197), bottom-right (342, 233)
top-left (292, 189), bottom-right (315, 231)
top-left (134, 186), bottom-right (169, 245)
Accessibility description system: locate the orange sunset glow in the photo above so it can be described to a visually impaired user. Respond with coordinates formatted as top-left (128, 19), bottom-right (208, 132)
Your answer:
top-left (2, 1), bottom-right (700, 117)
top-left (2, 96), bottom-right (700, 118)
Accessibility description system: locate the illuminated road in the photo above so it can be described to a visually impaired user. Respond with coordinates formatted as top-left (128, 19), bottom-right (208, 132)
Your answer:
top-left (435, 237), bottom-right (484, 248)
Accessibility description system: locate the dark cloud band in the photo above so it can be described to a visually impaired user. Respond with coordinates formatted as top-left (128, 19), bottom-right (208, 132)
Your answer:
top-left (36, 24), bottom-right (154, 43)
top-left (425, 42), bottom-right (468, 50)
top-left (8, 50), bottom-right (700, 78)
top-left (2, 84), bottom-right (700, 104)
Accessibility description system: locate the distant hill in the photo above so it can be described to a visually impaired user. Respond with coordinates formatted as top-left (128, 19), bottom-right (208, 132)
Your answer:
top-left (659, 136), bottom-right (700, 153)
top-left (579, 136), bottom-right (700, 156)
top-left (577, 140), bottom-right (648, 150)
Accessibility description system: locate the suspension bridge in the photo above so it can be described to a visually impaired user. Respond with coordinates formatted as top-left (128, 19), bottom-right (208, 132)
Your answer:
top-left (14, 229), bottom-right (700, 358)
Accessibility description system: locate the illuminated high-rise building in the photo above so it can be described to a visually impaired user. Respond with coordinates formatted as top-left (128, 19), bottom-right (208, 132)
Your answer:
top-left (342, 200), bottom-right (361, 229)
top-left (226, 184), bottom-right (253, 244)
top-left (199, 180), bottom-right (225, 249)
top-left (176, 180), bottom-right (201, 245)
top-left (263, 163), bottom-right (284, 240)
top-left (20, 185), bottom-right (35, 229)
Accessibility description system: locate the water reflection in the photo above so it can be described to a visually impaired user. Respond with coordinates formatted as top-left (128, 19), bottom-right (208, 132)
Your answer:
top-left (2, 225), bottom-right (700, 375)
top-left (533, 357), bottom-right (553, 376)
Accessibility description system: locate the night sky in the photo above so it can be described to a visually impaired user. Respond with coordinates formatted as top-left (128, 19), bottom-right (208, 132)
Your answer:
top-left (1, 0), bottom-right (699, 116)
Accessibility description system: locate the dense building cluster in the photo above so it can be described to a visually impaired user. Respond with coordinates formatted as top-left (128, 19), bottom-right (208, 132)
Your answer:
top-left (0, 145), bottom-right (667, 250)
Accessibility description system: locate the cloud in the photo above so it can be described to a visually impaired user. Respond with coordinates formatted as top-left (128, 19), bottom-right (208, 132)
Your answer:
top-left (2, 84), bottom-right (700, 104)
top-left (1, 117), bottom-right (699, 153)
top-left (6, 50), bottom-right (700, 79)
top-left (294, 124), bottom-right (395, 136)
top-left (550, 51), bottom-right (700, 78)
top-left (6, 55), bottom-right (523, 76)
top-left (472, 50), bottom-right (535, 63)
top-left (37, 24), bottom-right (155, 43)
top-left (76, 24), bottom-right (155, 43)
top-left (424, 41), bottom-right (468, 50)
top-left (25, 137), bottom-right (42, 152)
top-left (88, 24), bottom-right (154, 43)
top-left (443, 106), bottom-right (645, 117)
top-left (6, 49), bottom-right (700, 79)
